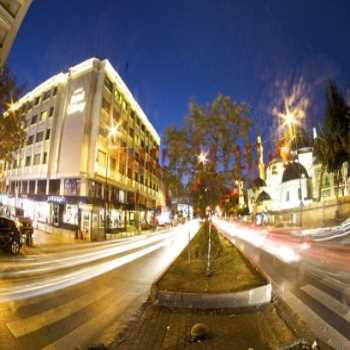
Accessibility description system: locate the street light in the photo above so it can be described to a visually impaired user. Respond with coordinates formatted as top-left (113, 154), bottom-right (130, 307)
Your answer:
top-left (198, 151), bottom-right (208, 164)
top-left (278, 110), bottom-right (304, 226)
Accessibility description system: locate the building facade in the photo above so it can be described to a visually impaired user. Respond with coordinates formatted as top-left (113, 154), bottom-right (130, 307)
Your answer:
top-left (0, 0), bottom-right (32, 67)
top-left (248, 136), bottom-right (349, 225)
top-left (0, 58), bottom-right (161, 240)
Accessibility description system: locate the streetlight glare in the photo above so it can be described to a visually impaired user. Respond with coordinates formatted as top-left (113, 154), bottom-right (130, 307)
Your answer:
top-left (198, 151), bottom-right (208, 164)
top-left (109, 126), bottom-right (118, 137)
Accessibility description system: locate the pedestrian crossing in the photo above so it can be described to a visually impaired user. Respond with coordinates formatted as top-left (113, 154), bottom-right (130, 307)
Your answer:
top-left (6, 288), bottom-right (113, 338)
top-left (1, 282), bottom-right (145, 350)
top-left (300, 284), bottom-right (350, 323)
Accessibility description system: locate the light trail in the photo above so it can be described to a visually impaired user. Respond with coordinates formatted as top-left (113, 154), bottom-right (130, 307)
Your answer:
top-left (0, 221), bottom-right (199, 302)
top-left (0, 231), bottom-right (177, 277)
top-left (213, 218), bottom-right (300, 263)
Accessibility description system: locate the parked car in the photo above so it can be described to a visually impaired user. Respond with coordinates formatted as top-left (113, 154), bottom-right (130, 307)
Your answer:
top-left (0, 217), bottom-right (22, 254)
top-left (15, 216), bottom-right (34, 246)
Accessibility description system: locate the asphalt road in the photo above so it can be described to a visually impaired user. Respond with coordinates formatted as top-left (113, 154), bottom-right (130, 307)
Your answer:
top-left (0, 221), bottom-right (199, 350)
top-left (213, 218), bottom-right (350, 350)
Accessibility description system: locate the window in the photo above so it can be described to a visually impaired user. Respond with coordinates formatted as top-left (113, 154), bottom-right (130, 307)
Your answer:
top-left (25, 156), bottom-right (31, 167)
top-left (31, 115), bottom-right (38, 124)
top-left (52, 87), bottom-right (58, 96)
top-left (37, 180), bottom-right (47, 195)
top-left (21, 181), bottom-right (28, 194)
top-left (29, 180), bottom-right (36, 194)
top-left (45, 129), bottom-right (51, 140)
top-left (40, 110), bottom-right (48, 121)
top-left (122, 120), bottom-right (128, 131)
top-left (27, 135), bottom-right (34, 145)
top-left (34, 96), bottom-right (40, 105)
top-left (0, 27), bottom-right (7, 47)
top-left (0, 1), bottom-right (21, 17)
top-left (42, 152), bottom-right (47, 164)
top-left (113, 109), bottom-right (120, 122)
top-left (104, 76), bottom-right (113, 92)
top-left (129, 128), bottom-right (135, 138)
top-left (34, 154), bottom-right (41, 165)
top-left (110, 157), bottom-right (117, 170)
top-left (49, 179), bottom-right (60, 195)
top-left (102, 97), bottom-right (111, 113)
top-left (64, 178), bottom-right (81, 196)
top-left (49, 106), bottom-right (54, 117)
top-left (36, 131), bottom-right (44, 143)
top-left (97, 149), bottom-right (106, 167)
top-left (43, 90), bottom-right (51, 101)
top-left (286, 191), bottom-right (290, 202)
top-left (298, 187), bottom-right (302, 200)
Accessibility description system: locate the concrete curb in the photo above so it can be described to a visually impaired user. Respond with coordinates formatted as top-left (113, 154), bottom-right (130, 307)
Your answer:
top-left (151, 283), bottom-right (272, 309)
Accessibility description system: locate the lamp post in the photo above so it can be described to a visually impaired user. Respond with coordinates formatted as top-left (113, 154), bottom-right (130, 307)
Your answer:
top-left (285, 114), bottom-right (304, 226)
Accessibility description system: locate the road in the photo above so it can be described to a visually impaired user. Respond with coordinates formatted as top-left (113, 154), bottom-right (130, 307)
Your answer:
top-left (213, 218), bottom-right (350, 350)
top-left (0, 221), bottom-right (199, 350)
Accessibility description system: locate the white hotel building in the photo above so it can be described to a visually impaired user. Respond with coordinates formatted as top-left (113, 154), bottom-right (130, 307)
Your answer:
top-left (0, 0), bottom-right (32, 67)
top-left (0, 58), bottom-right (161, 240)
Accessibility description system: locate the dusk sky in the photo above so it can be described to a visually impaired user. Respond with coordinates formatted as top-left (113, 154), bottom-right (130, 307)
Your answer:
top-left (8, 0), bottom-right (350, 146)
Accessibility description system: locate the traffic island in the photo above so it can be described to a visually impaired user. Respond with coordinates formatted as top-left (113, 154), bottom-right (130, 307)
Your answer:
top-left (107, 223), bottom-right (330, 350)
top-left (151, 222), bottom-right (271, 309)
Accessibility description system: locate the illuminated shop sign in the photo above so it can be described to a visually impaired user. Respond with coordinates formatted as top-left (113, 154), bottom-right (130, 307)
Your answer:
top-left (48, 196), bottom-right (66, 204)
top-left (67, 87), bottom-right (86, 114)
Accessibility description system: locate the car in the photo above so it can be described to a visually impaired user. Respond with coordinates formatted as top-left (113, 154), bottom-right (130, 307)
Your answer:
top-left (15, 216), bottom-right (34, 245)
top-left (0, 216), bottom-right (22, 254)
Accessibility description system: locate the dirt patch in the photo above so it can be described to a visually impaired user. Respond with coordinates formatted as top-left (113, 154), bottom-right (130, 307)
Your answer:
top-left (158, 222), bottom-right (266, 293)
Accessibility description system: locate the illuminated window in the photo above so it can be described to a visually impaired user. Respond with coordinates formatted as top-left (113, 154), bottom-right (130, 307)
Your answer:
top-left (97, 149), bottom-right (106, 167)
top-left (110, 157), bottom-right (117, 170)
top-left (64, 178), bottom-right (81, 196)
top-left (40, 110), bottom-right (48, 121)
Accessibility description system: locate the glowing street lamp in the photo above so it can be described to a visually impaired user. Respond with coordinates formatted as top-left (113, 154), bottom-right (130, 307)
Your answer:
top-left (198, 151), bottom-right (208, 165)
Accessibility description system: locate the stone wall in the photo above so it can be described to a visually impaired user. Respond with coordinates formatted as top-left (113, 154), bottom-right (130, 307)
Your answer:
top-left (271, 195), bottom-right (350, 227)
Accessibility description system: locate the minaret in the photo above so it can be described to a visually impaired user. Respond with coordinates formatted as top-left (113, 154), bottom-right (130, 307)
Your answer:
top-left (257, 135), bottom-right (266, 180)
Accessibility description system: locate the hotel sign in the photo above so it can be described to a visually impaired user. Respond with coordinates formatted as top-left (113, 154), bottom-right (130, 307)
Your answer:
top-left (67, 87), bottom-right (86, 114)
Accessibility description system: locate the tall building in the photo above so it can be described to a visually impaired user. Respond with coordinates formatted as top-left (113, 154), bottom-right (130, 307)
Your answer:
top-left (0, 0), bottom-right (32, 67)
top-left (0, 58), bottom-right (161, 240)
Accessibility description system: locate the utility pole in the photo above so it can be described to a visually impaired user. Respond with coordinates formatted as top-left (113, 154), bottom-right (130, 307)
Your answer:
top-left (206, 220), bottom-right (212, 276)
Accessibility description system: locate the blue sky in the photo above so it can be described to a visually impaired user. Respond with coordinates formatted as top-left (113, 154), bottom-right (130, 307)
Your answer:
top-left (8, 0), bottom-right (350, 148)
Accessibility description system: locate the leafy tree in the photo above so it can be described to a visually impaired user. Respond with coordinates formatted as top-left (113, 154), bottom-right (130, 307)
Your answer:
top-left (164, 94), bottom-right (252, 217)
top-left (0, 66), bottom-right (25, 161)
top-left (314, 80), bottom-right (350, 199)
